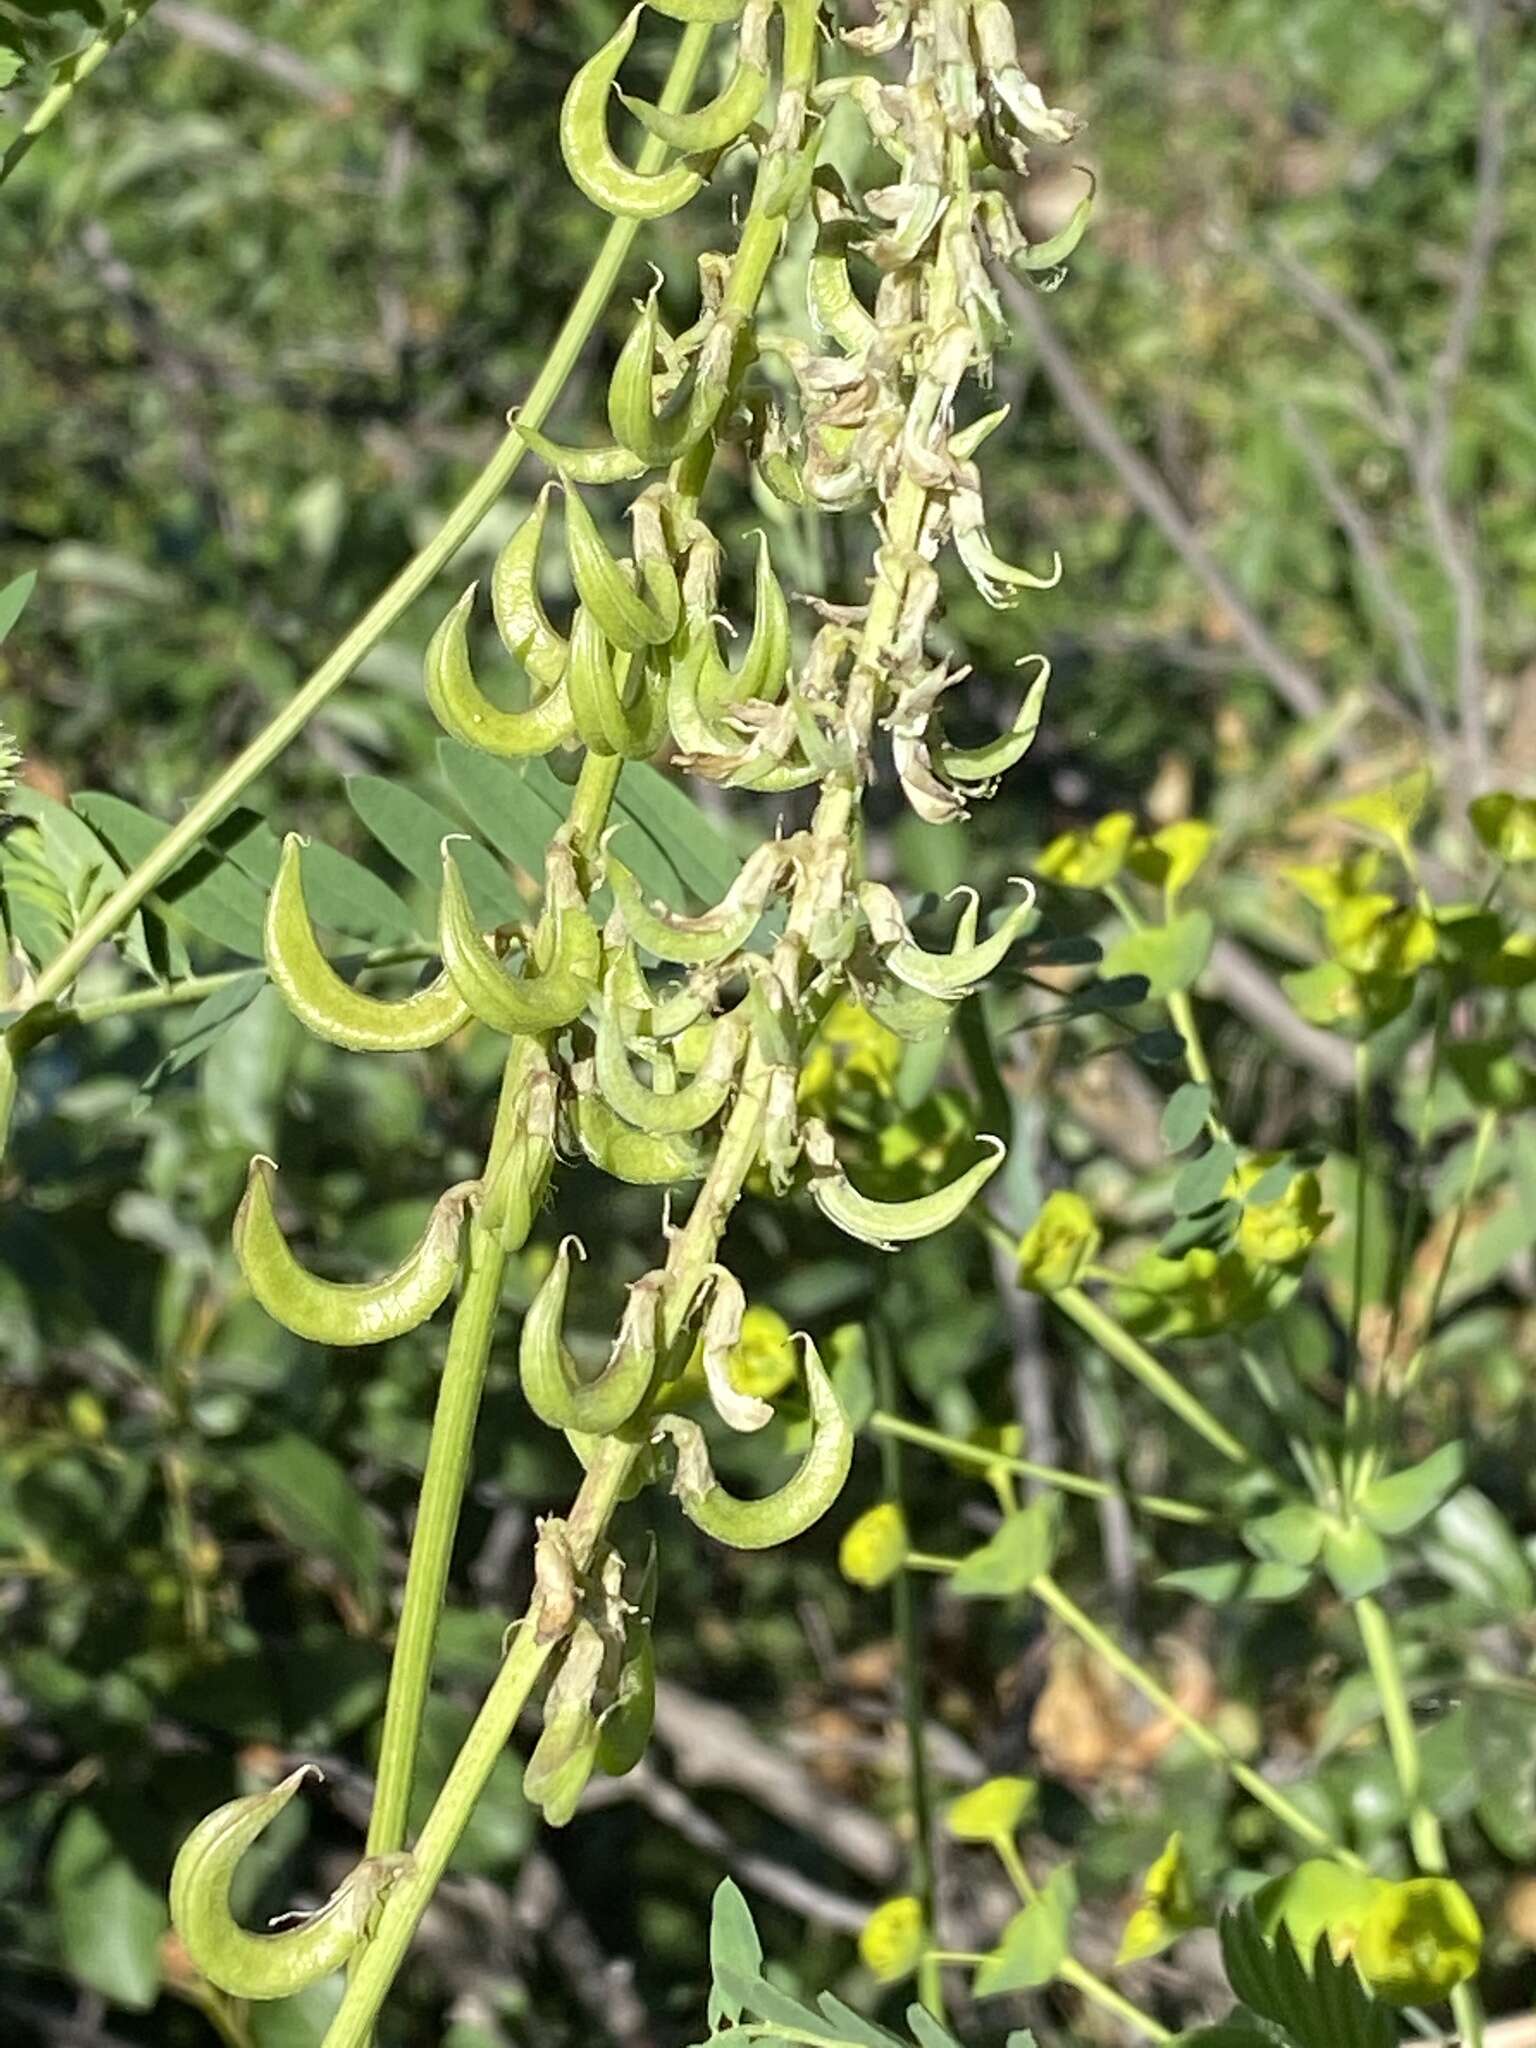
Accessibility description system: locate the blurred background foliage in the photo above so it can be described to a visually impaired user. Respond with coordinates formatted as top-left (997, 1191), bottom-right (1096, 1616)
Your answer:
top-left (1, 3), bottom-right (1533, 2046)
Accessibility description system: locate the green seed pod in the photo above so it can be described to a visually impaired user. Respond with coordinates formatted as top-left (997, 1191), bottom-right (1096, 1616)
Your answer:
top-left (695, 531), bottom-right (791, 713)
top-left (565, 606), bottom-right (668, 760)
top-left (439, 843), bottom-right (599, 1035)
top-left (264, 835), bottom-right (472, 1053)
top-left (862, 973), bottom-right (957, 1044)
top-left (562, 481), bottom-right (676, 653)
top-left (559, 9), bottom-right (705, 221)
top-left (169, 1768), bottom-right (410, 2001)
top-left (605, 836), bottom-right (779, 965)
top-left (524, 1620), bottom-right (606, 1827)
top-left (654, 1335), bottom-right (853, 1549)
top-left (603, 928), bottom-right (718, 1038)
top-left (951, 486), bottom-right (1063, 607)
top-left (802, 1119), bottom-right (1007, 1250)
top-left (490, 484), bottom-right (569, 690)
top-left (665, 617), bottom-right (754, 758)
top-left (597, 990), bottom-right (744, 1134)
top-left (484, 1049), bottom-right (560, 1252)
top-left (859, 879), bottom-right (1036, 998)
top-left (234, 1159), bottom-right (475, 1346)
top-left (512, 418), bottom-right (651, 486)
top-left (424, 585), bottom-right (576, 758)
top-left (617, 1), bottom-right (768, 154)
top-left (932, 653), bottom-right (1049, 785)
top-left (519, 1239), bottom-right (659, 1435)
top-left (948, 402), bottom-right (1011, 462)
top-left (607, 287), bottom-right (740, 468)
top-left (569, 1072), bottom-right (709, 1185)
top-left (696, 1263), bottom-right (773, 1432)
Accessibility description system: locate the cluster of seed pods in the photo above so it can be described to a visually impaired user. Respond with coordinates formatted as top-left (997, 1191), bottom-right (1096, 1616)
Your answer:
top-left (173, 0), bottom-right (1080, 2005)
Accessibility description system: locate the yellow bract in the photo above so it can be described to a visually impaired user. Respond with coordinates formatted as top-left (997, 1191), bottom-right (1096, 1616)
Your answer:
top-left (1325, 895), bottom-right (1437, 977)
top-left (1127, 819), bottom-right (1214, 904)
top-left (797, 996), bottom-right (902, 1118)
top-left (944, 1775), bottom-right (1036, 1843)
top-left (1331, 768), bottom-right (1432, 858)
top-left (1015, 1190), bottom-right (1100, 1294)
top-left (1035, 812), bottom-right (1136, 890)
top-left (1355, 1878), bottom-right (1483, 2005)
top-left (1233, 1163), bottom-right (1330, 1266)
top-left (858, 1896), bottom-right (926, 1982)
top-left (838, 1503), bottom-right (909, 1588)
top-left (730, 1304), bottom-right (798, 1400)
top-left (1116, 1830), bottom-right (1200, 1964)
top-left (1469, 790), bottom-right (1536, 865)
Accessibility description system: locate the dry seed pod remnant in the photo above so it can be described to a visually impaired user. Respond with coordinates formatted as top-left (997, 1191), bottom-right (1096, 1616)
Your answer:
top-left (170, 3), bottom-right (1080, 2036)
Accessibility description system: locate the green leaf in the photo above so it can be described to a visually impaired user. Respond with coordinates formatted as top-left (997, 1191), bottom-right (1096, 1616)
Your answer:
top-left (7, 786), bottom-right (157, 975)
top-left (74, 791), bottom-right (268, 957)
top-left (816, 1993), bottom-right (907, 2047)
top-left (907, 2008), bottom-right (966, 2048)
top-left (715, 1964), bottom-right (821, 2035)
top-left (1243, 1502), bottom-right (1326, 1568)
top-left (1174, 1140), bottom-right (1238, 1215)
top-left (47, 1802), bottom-right (168, 2011)
top-left (708, 1878), bottom-right (763, 2029)
top-left (1102, 909), bottom-right (1214, 999)
top-left (346, 774), bottom-right (518, 928)
top-left (974, 1864), bottom-right (1076, 1995)
top-left (138, 970), bottom-right (266, 1093)
top-left (1357, 1443), bottom-right (1467, 1538)
top-left (616, 760), bottom-right (741, 902)
top-left (1421, 1487), bottom-right (1534, 1616)
top-left (950, 1497), bottom-right (1059, 1597)
top-left (436, 739), bottom-right (566, 885)
top-left (233, 1433), bottom-right (385, 1625)
top-left (1158, 1560), bottom-right (1313, 1604)
top-left (249, 1976), bottom-right (347, 2048)
top-left (0, 569), bottom-right (36, 645)
top-left (1321, 1522), bottom-right (1390, 1598)
top-left (1162, 1081), bottom-right (1213, 1152)
top-left (216, 810), bottom-right (418, 944)
top-left (1219, 1907), bottom-right (1394, 2048)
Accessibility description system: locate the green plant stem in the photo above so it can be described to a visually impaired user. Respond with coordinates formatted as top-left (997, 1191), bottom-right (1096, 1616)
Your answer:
top-left (1053, 1285), bottom-right (1253, 1470)
top-left (1397, 1105), bottom-right (1496, 1399)
top-left (872, 1326), bottom-right (945, 2026)
top-left (995, 1838), bottom-right (1172, 2043)
top-left (0, 0), bottom-right (162, 188)
top-left (1355, 1595), bottom-right (1485, 2048)
top-left (4, 22), bottom-right (714, 1064)
top-left (1345, 1040), bottom-right (1372, 1477)
top-left (325, 1434), bottom-right (642, 2048)
top-left (362, 753), bottom-right (621, 1874)
top-left (1031, 1572), bottom-right (1360, 1865)
top-left (869, 1410), bottom-right (1216, 1526)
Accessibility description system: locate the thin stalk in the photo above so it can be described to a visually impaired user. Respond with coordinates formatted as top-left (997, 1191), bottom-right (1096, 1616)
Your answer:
top-left (870, 1410), bottom-right (1216, 1527)
top-left (872, 1325), bottom-right (945, 2025)
top-left (994, 1838), bottom-right (1171, 2043)
top-left (0, 0), bottom-right (162, 189)
top-left (1396, 1106), bottom-right (1496, 1400)
top-left (1032, 1573), bottom-right (1360, 1865)
top-left (7, 21), bottom-right (714, 1043)
top-left (1053, 1286), bottom-right (1254, 1470)
top-left (1386, 977), bottom-right (1452, 1354)
top-left (1355, 1596), bottom-right (1485, 2048)
top-left (362, 753), bottom-right (621, 1871)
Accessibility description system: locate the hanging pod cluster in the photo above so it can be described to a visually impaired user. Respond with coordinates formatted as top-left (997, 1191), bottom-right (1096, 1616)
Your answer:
top-left (176, 0), bottom-right (1085, 2012)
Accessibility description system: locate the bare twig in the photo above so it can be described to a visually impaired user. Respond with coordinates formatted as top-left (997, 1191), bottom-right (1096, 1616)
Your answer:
top-left (1000, 278), bottom-right (1328, 724)
top-left (155, 1), bottom-right (351, 111)
top-left (507, 1853), bottom-right (652, 2047)
top-left (589, 1759), bottom-right (873, 1934)
top-left (1208, 936), bottom-right (1356, 1092)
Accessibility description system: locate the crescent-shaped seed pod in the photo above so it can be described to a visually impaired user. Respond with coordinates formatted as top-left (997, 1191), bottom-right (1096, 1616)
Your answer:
top-left (438, 843), bottom-right (599, 1035)
top-left (512, 420), bottom-right (651, 486)
top-left (607, 286), bottom-right (741, 469)
top-left (950, 487), bottom-right (1064, 608)
top-left (596, 990), bottom-right (744, 1135)
top-left (523, 1619), bottom-right (606, 1827)
top-left (169, 1768), bottom-right (410, 2001)
top-left (423, 586), bottom-right (576, 758)
top-left (931, 654), bottom-right (1050, 787)
top-left (234, 1160), bottom-right (476, 1346)
top-left (562, 480), bottom-right (677, 653)
top-left (665, 617), bottom-right (756, 758)
top-left (617, 0), bottom-right (769, 154)
top-left (558, 9), bottom-right (705, 222)
top-left (694, 531), bottom-right (791, 714)
top-left (565, 605), bottom-right (668, 760)
top-left (568, 1070), bottom-right (709, 1185)
top-left (604, 835), bottom-right (780, 965)
top-left (603, 928), bottom-right (720, 1038)
top-left (519, 1240), bottom-right (659, 1435)
top-left (653, 1334), bottom-right (853, 1549)
top-left (802, 1119), bottom-right (1007, 1250)
top-left (263, 835), bottom-right (472, 1053)
top-left (490, 483), bottom-right (570, 689)
top-left (858, 878), bottom-right (1036, 999)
